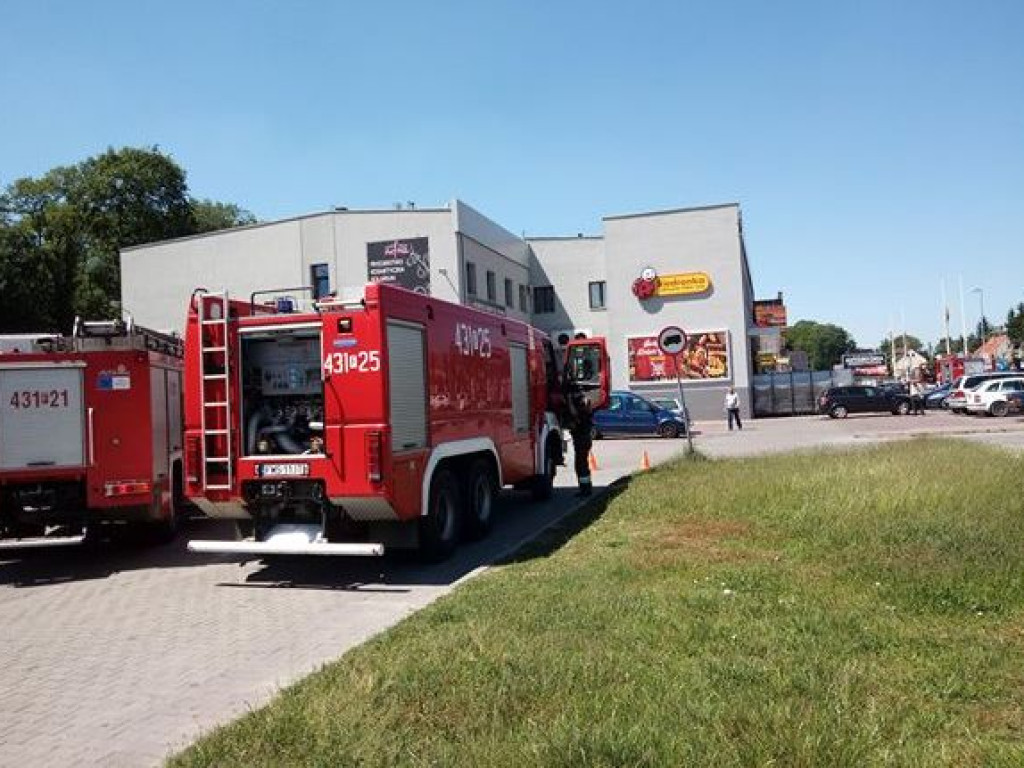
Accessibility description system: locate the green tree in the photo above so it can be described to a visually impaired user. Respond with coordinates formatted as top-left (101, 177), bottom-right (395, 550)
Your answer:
top-left (67, 147), bottom-right (195, 317)
top-left (785, 320), bottom-right (856, 370)
top-left (933, 336), bottom-right (966, 355)
top-left (1006, 303), bottom-right (1024, 346)
top-left (0, 146), bottom-right (253, 331)
top-left (191, 199), bottom-right (256, 233)
top-left (0, 176), bottom-right (83, 331)
top-left (880, 334), bottom-right (924, 361)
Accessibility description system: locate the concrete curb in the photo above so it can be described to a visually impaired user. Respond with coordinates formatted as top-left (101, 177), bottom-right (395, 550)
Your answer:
top-left (452, 475), bottom-right (634, 587)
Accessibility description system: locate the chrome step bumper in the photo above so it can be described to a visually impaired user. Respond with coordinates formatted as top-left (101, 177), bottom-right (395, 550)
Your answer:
top-left (187, 522), bottom-right (384, 557)
top-left (0, 534), bottom-right (87, 550)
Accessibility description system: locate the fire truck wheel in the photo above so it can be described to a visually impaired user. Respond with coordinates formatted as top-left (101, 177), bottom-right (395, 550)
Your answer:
top-left (419, 468), bottom-right (460, 561)
top-left (145, 488), bottom-right (178, 545)
top-left (463, 459), bottom-right (496, 541)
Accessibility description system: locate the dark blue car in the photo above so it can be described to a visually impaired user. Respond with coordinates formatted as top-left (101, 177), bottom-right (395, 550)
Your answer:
top-left (924, 382), bottom-right (952, 409)
top-left (593, 391), bottom-right (688, 439)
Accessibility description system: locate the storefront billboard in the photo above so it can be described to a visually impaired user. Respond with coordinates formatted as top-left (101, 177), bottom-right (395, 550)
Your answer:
top-left (753, 302), bottom-right (787, 327)
top-left (366, 237), bottom-right (430, 294)
top-left (842, 352), bottom-right (885, 369)
top-left (627, 331), bottom-right (730, 383)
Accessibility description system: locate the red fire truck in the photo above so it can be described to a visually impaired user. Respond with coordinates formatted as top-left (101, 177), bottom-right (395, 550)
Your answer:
top-left (0, 319), bottom-right (185, 548)
top-left (184, 283), bottom-right (608, 559)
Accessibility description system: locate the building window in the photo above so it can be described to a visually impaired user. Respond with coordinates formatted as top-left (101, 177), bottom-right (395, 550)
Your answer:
top-left (465, 262), bottom-right (477, 296)
top-left (534, 286), bottom-right (555, 314)
top-left (518, 284), bottom-right (528, 312)
top-left (504, 278), bottom-right (514, 308)
top-left (588, 281), bottom-right (606, 310)
top-left (486, 270), bottom-right (496, 302)
top-left (311, 263), bottom-right (331, 300)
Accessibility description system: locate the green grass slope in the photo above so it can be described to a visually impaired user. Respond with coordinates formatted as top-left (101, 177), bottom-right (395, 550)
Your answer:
top-left (171, 439), bottom-right (1024, 767)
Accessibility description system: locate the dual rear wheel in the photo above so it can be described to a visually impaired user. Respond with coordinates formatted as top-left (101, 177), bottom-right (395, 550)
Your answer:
top-left (418, 459), bottom-right (497, 562)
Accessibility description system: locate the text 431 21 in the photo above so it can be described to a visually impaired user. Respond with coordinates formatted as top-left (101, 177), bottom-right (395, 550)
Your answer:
top-left (8, 390), bottom-right (70, 409)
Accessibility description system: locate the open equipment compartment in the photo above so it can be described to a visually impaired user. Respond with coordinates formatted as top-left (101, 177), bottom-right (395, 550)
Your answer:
top-left (239, 326), bottom-right (324, 457)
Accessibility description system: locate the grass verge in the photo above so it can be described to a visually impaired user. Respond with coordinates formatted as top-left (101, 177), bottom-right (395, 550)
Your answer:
top-left (170, 439), bottom-right (1024, 767)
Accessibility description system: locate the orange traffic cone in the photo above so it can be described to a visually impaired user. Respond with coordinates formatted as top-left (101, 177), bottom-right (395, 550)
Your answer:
top-left (588, 451), bottom-right (599, 472)
top-left (640, 450), bottom-right (651, 471)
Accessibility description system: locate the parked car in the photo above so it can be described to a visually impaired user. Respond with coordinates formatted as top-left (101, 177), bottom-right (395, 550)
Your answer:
top-left (593, 391), bottom-right (688, 438)
top-left (963, 377), bottom-right (1024, 417)
top-left (946, 372), bottom-right (1024, 414)
top-left (880, 382), bottom-right (909, 395)
top-left (923, 382), bottom-right (952, 409)
top-left (648, 396), bottom-right (692, 426)
top-left (817, 385), bottom-right (912, 418)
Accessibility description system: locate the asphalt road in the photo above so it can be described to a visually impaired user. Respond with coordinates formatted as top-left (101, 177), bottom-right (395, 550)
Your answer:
top-left (2, 411), bottom-right (1022, 767)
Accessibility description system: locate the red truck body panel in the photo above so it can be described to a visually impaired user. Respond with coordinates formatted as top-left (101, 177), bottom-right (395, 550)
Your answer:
top-left (184, 283), bottom-right (563, 522)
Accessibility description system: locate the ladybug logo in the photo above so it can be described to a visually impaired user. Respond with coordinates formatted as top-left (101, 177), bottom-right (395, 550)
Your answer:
top-left (631, 266), bottom-right (658, 300)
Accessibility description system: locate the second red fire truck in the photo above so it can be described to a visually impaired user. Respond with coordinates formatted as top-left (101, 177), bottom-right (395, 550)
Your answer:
top-left (0, 319), bottom-right (186, 548)
top-left (184, 283), bottom-right (608, 559)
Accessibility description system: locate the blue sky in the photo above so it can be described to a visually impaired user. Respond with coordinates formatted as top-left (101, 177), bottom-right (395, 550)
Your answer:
top-left (2, 1), bottom-right (1021, 349)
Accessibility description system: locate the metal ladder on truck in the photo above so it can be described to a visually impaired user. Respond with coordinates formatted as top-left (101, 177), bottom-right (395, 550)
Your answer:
top-left (198, 292), bottom-right (234, 492)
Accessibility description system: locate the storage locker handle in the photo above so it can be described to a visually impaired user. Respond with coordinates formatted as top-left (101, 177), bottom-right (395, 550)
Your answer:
top-left (87, 407), bottom-right (95, 466)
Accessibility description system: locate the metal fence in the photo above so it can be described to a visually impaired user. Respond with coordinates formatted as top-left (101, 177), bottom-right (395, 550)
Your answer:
top-left (752, 370), bottom-right (851, 417)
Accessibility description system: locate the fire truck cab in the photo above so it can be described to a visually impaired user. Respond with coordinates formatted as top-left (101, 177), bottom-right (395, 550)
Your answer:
top-left (184, 283), bottom-right (608, 560)
top-left (0, 319), bottom-right (185, 548)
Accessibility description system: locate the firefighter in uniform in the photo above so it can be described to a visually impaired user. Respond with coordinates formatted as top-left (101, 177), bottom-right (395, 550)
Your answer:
top-left (569, 391), bottom-right (594, 497)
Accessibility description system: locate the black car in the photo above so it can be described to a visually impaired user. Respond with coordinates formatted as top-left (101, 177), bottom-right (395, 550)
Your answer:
top-left (818, 385), bottom-right (912, 418)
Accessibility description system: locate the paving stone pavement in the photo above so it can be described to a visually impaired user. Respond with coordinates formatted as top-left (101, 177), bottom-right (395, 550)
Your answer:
top-left (0, 541), bottom-right (446, 766)
top-left (0, 442), bottom-right (656, 768)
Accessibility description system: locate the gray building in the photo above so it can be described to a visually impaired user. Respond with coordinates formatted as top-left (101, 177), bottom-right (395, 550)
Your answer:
top-left (528, 204), bottom-right (754, 420)
top-left (121, 200), bottom-right (755, 419)
top-left (120, 200), bottom-right (533, 332)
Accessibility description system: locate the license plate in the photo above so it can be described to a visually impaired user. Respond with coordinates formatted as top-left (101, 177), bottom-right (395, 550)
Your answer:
top-left (258, 463), bottom-right (309, 478)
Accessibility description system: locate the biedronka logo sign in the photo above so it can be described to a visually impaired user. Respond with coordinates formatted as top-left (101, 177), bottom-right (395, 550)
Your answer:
top-left (631, 267), bottom-right (711, 300)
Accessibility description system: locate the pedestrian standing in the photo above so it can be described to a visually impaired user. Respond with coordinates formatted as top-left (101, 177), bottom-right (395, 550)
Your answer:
top-left (725, 387), bottom-right (742, 431)
top-left (910, 380), bottom-right (925, 415)
top-left (568, 392), bottom-right (594, 497)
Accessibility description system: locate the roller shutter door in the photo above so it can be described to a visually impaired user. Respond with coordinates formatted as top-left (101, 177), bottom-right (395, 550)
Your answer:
top-left (510, 344), bottom-right (529, 433)
top-left (387, 322), bottom-right (427, 451)
top-left (0, 365), bottom-right (86, 469)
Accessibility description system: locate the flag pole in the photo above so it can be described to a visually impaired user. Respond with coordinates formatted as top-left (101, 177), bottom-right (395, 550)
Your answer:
top-left (889, 321), bottom-right (896, 379)
top-left (941, 279), bottom-right (951, 356)
top-left (958, 275), bottom-right (968, 355)
top-left (901, 308), bottom-right (908, 380)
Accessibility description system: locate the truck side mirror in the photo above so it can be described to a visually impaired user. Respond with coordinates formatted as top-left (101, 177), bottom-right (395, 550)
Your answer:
top-left (565, 338), bottom-right (610, 410)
